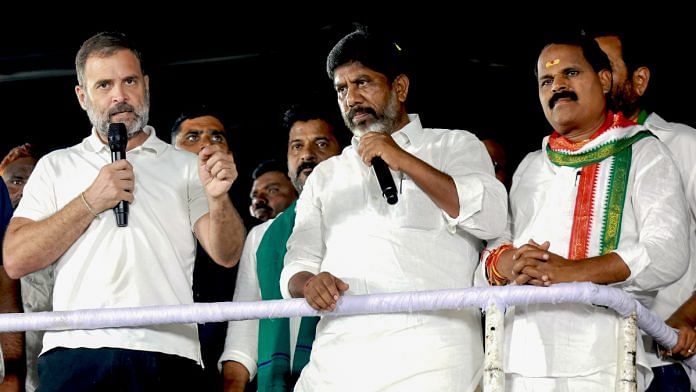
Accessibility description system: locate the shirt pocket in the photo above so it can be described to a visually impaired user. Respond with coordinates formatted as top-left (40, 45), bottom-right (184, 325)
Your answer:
top-left (391, 177), bottom-right (442, 231)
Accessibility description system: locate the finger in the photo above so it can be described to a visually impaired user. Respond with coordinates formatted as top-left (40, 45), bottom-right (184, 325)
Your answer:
top-left (306, 285), bottom-right (332, 311)
top-left (513, 244), bottom-right (541, 260)
top-left (520, 266), bottom-right (545, 280)
top-left (517, 249), bottom-right (550, 261)
top-left (672, 329), bottom-right (688, 354)
top-left (336, 278), bottom-right (350, 292)
top-left (512, 259), bottom-right (538, 275)
top-left (118, 179), bottom-right (135, 193)
top-left (317, 279), bottom-right (339, 306)
top-left (514, 273), bottom-right (533, 285)
top-left (526, 278), bottom-right (547, 286)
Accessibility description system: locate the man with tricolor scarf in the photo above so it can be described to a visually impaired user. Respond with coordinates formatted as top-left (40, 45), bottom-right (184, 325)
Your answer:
top-left (480, 35), bottom-right (689, 391)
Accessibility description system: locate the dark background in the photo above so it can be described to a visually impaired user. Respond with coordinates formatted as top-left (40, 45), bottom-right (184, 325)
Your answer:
top-left (1, 8), bottom-right (693, 227)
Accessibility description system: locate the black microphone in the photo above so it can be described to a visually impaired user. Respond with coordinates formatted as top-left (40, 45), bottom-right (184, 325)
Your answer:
top-left (108, 123), bottom-right (129, 227)
top-left (372, 157), bottom-right (398, 205)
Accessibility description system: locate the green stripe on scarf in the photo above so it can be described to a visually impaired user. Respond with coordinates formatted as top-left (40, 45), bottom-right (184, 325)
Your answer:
top-left (600, 148), bottom-right (632, 255)
top-left (256, 200), bottom-right (319, 391)
top-left (546, 131), bottom-right (653, 168)
top-left (547, 130), bottom-right (654, 256)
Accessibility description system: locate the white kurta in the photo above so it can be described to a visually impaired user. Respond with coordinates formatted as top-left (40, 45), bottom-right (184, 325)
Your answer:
top-left (498, 128), bottom-right (689, 387)
top-left (280, 115), bottom-right (508, 391)
top-left (641, 113), bottom-right (696, 383)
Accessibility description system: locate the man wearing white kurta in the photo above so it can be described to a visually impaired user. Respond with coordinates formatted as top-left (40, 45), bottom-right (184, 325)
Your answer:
top-left (482, 36), bottom-right (689, 391)
top-left (280, 29), bottom-right (507, 391)
top-left (596, 33), bottom-right (696, 390)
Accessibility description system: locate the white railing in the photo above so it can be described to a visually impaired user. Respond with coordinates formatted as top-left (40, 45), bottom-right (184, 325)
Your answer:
top-left (0, 282), bottom-right (692, 391)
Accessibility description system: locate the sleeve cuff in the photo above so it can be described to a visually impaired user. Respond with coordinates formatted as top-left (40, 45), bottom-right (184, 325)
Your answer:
top-left (611, 246), bottom-right (649, 287)
top-left (280, 261), bottom-right (320, 299)
top-left (218, 350), bottom-right (258, 379)
top-left (443, 177), bottom-right (484, 233)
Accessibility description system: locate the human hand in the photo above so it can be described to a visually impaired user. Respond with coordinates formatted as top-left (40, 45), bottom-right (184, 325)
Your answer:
top-left (303, 271), bottom-right (350, 311)
top-left (198, 145), bottom-right (238, 198)
top-left (84, 160), bottom-right (134, 213)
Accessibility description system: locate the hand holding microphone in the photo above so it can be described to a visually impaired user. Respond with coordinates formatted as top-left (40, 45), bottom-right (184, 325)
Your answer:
top-left (358, 132), bottom-right (401, 205)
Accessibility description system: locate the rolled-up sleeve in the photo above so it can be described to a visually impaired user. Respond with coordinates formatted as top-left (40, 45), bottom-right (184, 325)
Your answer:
top-left (280, 179), bottom-right (324, 299)
top-left (442, 134), bottom-right (508, 239)
top-left (613, 141), bottom-right (690, 292)
top-left (219, 223), bottom-right (270, 377)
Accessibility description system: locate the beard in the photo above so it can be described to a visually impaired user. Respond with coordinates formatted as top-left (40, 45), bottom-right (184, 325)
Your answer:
top-left (610, 81), bottom-right (640, 119)
top-left (85, 88), bottom-right (150, 138)
top-left (343, 89), bottom-right (401, 137)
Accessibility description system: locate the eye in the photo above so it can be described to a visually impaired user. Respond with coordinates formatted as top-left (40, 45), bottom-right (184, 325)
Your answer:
top-left (96, 81), bottom-right (110, 89)
top-left (290, 142), bottom-right (302, 151)
top-left (540, 78), bottom-right (552, 87)
top-left (357, 79), bottom-right (368, 87)
top-left (566, 70), bottom-right (579, 77)
top-left (336, 86), bottom-right (347, 97)
top-left (316, 141), bottom-right (328, 149)
top-left (124, 77), bottom-right (136, 86)
top-left (267, 186), bottom-right (279, 195)
top-left (11, 179), bottom-right (24, 186)
top-left (185, 134), bottom-right (200, 142)
top-left (211, 134), bottom-right (224, 143)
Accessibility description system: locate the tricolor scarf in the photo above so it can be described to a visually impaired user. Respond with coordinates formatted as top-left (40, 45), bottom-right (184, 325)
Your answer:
top-left (256, 200), bottom-right (319, 391)
top-left (546, 112), bottom-right (654, 259)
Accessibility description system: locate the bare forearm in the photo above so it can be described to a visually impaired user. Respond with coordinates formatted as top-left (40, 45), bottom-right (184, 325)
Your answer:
top-left (570, 253), bottom-right (630, 284)
top-left (0, 267), bottom-right (25, 387)
top-left (399, 154), bottom-right (459, 218)
top-left (667, 292), bottom-right (696, 328)
top-left (3, 197), bottom-right (94, 279)
top-left (222, 361), bottom-right (250, 392)
top-left (205, 195), bottom-right (245, 267)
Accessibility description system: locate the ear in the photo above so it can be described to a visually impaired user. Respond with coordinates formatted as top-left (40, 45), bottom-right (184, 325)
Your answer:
top-left (144, 74), bottom-right (150, 90)
top-left (75, 85), bottom-right (88, 110)
top-left (598, 69), bottom-right (612, 95)
top-left (631, 66), bottom-right (650, 97)
top-left (393, 74), bottom-right (410, 103)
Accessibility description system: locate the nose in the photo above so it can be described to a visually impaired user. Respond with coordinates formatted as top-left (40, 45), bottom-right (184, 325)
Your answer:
top-left (299, 144), bottom-right (318, 164)
top-left (252, 194), bottom-right (268, 209)
top-left (551, 74), bottom-right (568, 93)
top-left (345, 85), bottom-right (362, 108)
top-left (198, 134), bottom-right (212, 150)
top-left (111, 83), bottom-right (128, 104)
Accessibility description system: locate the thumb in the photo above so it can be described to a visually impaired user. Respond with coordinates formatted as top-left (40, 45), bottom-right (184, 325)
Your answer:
top-left (335, 278), bottom-right (350, 292)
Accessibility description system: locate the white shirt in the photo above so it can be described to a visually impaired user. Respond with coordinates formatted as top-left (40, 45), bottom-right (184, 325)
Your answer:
top-left (218, 219), bottom-right (304, 378)
top-left (280, 115), bottom-right (508, 391)
top-left (641, 113), bottom-right (696, 376)
top-left (497, 129), bottom-right (689, 380)
top-left (14, 128), bottom-right (207, 363)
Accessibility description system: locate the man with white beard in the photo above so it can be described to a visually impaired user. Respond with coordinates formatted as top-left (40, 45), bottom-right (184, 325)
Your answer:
top-left (280, 28), bottom-right (507, 391)
top-left (2, 31), bottom-right (246, 391)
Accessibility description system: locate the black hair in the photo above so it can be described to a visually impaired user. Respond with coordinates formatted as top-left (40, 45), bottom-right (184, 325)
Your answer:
top-left (326, 27), bottom-right (407, 82)
top-left (282, 98), bottom-right (351, 148)
top-left (251, 159), bottom-right (289, 181)
top-left (76, 31), bottom-right (144, 87)
top-left (170, 104), bottom-right (229, 143)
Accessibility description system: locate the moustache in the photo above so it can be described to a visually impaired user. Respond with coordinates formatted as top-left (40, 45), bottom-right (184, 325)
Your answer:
top-left (296, 161), bottom-right (317, 175)
top-left (108, 102), bottom-right (135, 117)
top-left (549, 91), bottom-right (578, 109)
top-left (348, 107), bottom-right (377, 122)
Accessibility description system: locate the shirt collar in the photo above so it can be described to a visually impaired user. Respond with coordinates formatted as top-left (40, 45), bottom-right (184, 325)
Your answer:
top-left (82, 126), bottom-right (166, 156)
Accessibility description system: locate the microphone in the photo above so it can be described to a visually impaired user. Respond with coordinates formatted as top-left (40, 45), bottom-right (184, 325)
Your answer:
top-left (372, 157), bottom-right (398, 205)
top-left (108, 123), bottom-right (129, 227)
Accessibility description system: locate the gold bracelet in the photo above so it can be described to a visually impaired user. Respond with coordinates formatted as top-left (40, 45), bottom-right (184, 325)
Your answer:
top-left (80, 191), bottom-right (99, 219)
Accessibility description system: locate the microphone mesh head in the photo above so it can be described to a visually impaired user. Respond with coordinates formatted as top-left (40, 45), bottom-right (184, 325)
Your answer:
top-left (108, 123), bottom-right (128, 151)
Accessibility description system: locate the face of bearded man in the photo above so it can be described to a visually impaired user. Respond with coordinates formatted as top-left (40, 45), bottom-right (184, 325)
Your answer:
top-left (343, 88), bottom-right (400, 137)
top-left (85, 87), bottom-right (150, 138)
